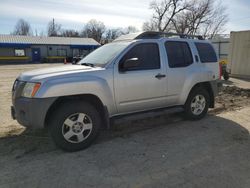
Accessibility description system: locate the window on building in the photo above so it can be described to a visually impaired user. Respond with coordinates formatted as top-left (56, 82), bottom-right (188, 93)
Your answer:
top-left (57, 49), bottom-right (67, 57)
top-left (14, 49), bottom-right (25, 56)
top-left (120, 43), bottom-right (160, 71)
top-left (165, 41), bottom-right (193, 68)
top-left (195, 43), bottom-right (217, 63)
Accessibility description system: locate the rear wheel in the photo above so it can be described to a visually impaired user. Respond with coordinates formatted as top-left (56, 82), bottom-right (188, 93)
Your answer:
top-left (49, 101), bottom-right (101, 152)
top-left (184, 87), bottom-right (210, 120)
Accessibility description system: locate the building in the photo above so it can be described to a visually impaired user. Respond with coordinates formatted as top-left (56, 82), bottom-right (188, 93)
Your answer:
top-left (0, 35), bottom-right (100, 63)
top-left (210, 35), bottom-right (230, 61)
top-left (228, 30), bottom-right (250, 78)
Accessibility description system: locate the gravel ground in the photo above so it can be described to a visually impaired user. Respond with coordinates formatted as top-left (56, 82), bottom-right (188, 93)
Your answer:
top-left (0, 64), bottom-right (250, 188)
top-left (214, 86), bottom-right (250, 113)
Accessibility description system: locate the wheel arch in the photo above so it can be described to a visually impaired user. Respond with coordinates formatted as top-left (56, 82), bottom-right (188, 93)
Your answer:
top-left (186, 82), bottom-right (215, 108)
top-left (44, 94), bottom-right (109, 129)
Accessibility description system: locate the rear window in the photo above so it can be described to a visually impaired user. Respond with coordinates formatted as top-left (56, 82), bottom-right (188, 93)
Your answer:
top-left (195, 43), bottom-right (217, 63)
top-left (165, 41), bottom-right (193, 68)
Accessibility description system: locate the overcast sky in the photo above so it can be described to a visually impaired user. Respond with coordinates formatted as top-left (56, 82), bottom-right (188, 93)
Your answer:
top-left (0, 0), bottom-right (250, 35)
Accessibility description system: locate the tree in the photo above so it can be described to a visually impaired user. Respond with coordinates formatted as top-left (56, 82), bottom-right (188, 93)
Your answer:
top-left (105, 28), bottom-right (123, 40)
top-left (61, 29), bottom-right (80, 37)
top-left (47, 18), bottom-right (62, 37)
top-left (103, 26), bottom-right (139, 43)
top-left (12, 19), bottom-right (32, 36)
top-left (142, 19), bottom-right (158, 31)
top-left (146, 0), bottom-right (189, 32)
top-left (172, 0), bottom-right (228, 37)
top-left (124, 26), bottom-right (139, 34)
top-left (143, 0), bottom-right (228, 38)
top-left (82, 19), bottom-right (106, 42)
top-left (39, 31), bottom-right (46, 37)
top-left (200, 0), bottom-right (228, 38)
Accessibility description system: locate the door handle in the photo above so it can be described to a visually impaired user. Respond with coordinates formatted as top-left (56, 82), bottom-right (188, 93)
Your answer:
top-left (155, 73), bottom-right (166, 79)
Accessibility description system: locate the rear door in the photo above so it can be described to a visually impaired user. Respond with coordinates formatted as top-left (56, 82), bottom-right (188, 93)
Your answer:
top-left (195, 42), bottom-right (219, 79)
top-left (164, 40), bottom-right (195, 105)
top-left (114, 42), bottom-right (168, 114)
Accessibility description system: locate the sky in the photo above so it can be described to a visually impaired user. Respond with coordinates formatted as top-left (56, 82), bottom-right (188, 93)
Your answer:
top-left (0, 0), bottom-right (250, 35)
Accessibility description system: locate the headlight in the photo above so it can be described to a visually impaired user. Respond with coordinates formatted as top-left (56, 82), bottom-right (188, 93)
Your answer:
top-left (21, 82), bottom-right (41, 98)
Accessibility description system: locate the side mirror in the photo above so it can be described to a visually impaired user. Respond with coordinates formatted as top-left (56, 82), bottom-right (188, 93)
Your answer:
top-left (120, 58), bottom-right (139, 71)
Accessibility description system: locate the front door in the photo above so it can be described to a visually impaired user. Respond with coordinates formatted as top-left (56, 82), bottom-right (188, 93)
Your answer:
top-left (32, 48), bottom-right (41, 62)
top-left (114, 42), bottom-right (168, 114)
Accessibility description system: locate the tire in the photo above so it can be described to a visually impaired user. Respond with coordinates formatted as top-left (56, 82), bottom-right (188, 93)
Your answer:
top-left (49, 100), bottom-right (101, 152)
top-left (184, 87), bottom-right (210, 120)
top-left (223, 72), bottom-right (229, 81)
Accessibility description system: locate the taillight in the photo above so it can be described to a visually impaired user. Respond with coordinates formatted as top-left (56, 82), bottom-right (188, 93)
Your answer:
top-left (219, 63), bottom-right (222, 80)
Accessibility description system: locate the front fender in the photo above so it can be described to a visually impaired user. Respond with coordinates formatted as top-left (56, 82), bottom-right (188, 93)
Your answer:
top-left (36, 75), bottom-right (116, 114)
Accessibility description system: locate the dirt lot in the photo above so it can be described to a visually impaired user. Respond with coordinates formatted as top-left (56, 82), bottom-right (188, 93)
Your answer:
top-left (0, 64), bottom-right (250, 188)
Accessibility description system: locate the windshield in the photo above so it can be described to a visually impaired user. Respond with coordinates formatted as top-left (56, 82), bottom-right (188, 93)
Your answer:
top-left (78, 42), bottom-right (130, 67)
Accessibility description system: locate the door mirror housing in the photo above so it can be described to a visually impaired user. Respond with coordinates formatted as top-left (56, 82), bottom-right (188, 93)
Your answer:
top-left (120, 58), bottom-right (139, 72)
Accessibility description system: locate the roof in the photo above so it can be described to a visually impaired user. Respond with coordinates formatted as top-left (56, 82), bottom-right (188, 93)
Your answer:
top-left (114, 32), bottom-right (143, 42)
top-left (0, 35), bottom-right (100, 46)
top-left (230, 30), bottom-right (250, 34)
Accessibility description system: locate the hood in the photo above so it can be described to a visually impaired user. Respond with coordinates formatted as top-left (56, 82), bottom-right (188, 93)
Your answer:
top-left (18, 64), bottom-right (103, 82)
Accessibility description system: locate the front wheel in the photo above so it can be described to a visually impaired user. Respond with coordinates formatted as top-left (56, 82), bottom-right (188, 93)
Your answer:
top-left (184, 87), bottom-right (210, 120)
top-left (49, 101), bottom-right (101, 152)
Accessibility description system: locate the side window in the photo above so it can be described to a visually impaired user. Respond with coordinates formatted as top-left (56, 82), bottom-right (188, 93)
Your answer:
top-left (165, 41), bottom-right (193, 68)
top-left (195, 43), bottom-right (217, 63)
top-left (120, 43), bottom-right (160, 71)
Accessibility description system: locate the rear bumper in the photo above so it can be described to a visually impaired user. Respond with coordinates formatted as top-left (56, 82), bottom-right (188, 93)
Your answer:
top-left (208, 80), bottom-right (222, 108)
top-left (217, 80), bottom-right (223, 93)
top-left (210, 79), bottom-right (222, 96)
top-left (12, 97), bottom-right (57, 129)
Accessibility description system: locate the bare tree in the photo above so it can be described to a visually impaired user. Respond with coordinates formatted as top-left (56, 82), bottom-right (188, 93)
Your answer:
top-left (39, 31), bottom-right (46, 37)
top-left (124, 26), bottom-right (139, 34)
top-left (62, 29), bottom-right (80, 37)
top-left (103, 26), bottom-right (138, 43)
top-left (47, 18), bottom-right (62, 37)
top-left (105, 28), bottom-right (123, 40)
top-left (171, 13), bottom-right (189, 34)
top-left (171, 0), bottom-right (228, 37)
top-left (146, 0), bottom-right (189, 32)
top-left (201, 0), bottom-right (228, 38)
top-left (143, 0), bottom-right (228, 38)
top-left (12, 19), bottom-right (32, 36)
top-left (81, 19), bottom-right (106, 42)
top-left (142, 19), bottom-right (158, 31)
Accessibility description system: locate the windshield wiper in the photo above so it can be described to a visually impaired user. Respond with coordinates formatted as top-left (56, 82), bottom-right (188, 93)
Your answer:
top-left (81, 63), bottom-right (95, 67)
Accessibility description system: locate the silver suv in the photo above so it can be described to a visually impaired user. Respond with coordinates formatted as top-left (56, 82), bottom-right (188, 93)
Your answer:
top-left (11, 32), bottom-right (221, 151)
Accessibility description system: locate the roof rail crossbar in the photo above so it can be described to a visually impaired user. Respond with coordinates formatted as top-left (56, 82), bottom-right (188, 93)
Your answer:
top-left (135, 31), bottom-right (204, 40)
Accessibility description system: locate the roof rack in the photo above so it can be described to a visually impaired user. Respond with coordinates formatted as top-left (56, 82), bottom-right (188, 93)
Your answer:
top-left (135, 31), bottom-right (204, 40)
top-left (114, 31), bottom-right (204, 42)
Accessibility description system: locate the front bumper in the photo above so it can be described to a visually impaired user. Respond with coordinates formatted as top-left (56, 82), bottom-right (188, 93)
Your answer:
top-left (12, 97), bottom-right (57, 129)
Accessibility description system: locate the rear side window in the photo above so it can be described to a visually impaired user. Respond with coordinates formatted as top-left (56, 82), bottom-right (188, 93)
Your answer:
top-left (120, 43), bottom-right (160, 71)
top-left (165, 41), bottom-right (193, 68)
top-left (195, 43), bottom-right (217, 63)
